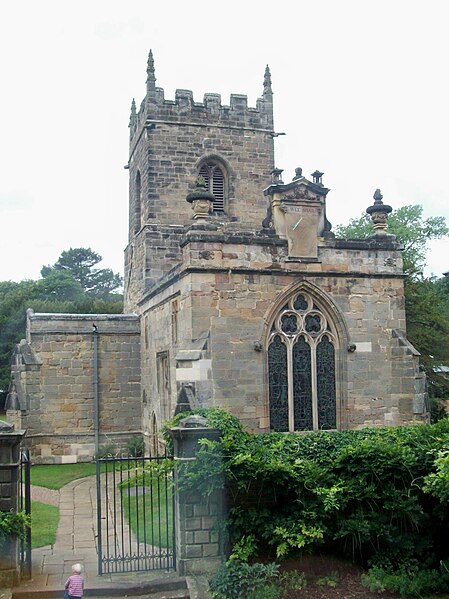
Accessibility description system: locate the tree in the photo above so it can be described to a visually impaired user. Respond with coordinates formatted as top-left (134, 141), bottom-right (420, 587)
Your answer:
top-left (35, 270), bottom-right (85, 302)
top-left (41, 248), bottom-right (123, 297)
top-left (0, 249), bottom-right (123, 408)
top-left (405, 277), bottom-right (449, 401)
top-left (335, 204), bottom-right (448, 279)
top-left (336, 205), bottom-right (449, 417)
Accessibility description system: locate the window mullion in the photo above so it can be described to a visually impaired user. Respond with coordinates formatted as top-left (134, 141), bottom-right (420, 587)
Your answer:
top-left (310, 339), bottom-right (318, 430)
top-left (287, 337), bottom-right (295, 432)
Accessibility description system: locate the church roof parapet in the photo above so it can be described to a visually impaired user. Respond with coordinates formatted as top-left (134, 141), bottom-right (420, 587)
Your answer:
top-left (129, 50), bottom-right (274, 145)
top-left (264, 167), bottom-right (330, 198)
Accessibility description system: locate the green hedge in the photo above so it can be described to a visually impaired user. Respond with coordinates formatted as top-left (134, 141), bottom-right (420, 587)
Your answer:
top-left (165, 409), bottom-right (449, 582)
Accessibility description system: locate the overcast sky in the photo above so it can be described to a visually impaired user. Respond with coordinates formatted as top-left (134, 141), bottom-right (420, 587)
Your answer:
top-left (1, 0), bottom-right (448, 283)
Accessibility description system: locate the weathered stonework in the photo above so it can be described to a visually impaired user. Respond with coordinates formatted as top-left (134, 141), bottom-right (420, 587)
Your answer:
top-left (126, 52), bottom-right (427, 444)
top-left (12, 312), bottom-right (141, 463)
top-left (138, 227), bottom-right (425, 433)
top-left (10, 52), bottom-right (427, 461)
top-left (169, 418), bottom-right (225, 576)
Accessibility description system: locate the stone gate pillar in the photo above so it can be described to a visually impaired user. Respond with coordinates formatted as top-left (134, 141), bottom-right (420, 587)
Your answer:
top-left (0, 421), bottom-right (26, 587)
top-left (169, 415), bottom-right (225, 576)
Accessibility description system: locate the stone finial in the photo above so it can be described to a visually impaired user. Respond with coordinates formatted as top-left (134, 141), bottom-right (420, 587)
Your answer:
top-left (271, 168), bottom-right (284, 184)
top-left (366, 188), bottom-right (393, 235)
top-left (293, 167), bottom-right (303, 181)
top-left (129, 98), bottom-right (136, 124)
top-left (186, 176), bottom-right (215, 219)
top-left (146, 49), bottom-right (156, 91)
top-left (129, 98), bottom-right (137, 138)
top-left (311, 170), bottom-right (324, 186)
top-left (263, 65), bottom-right (272, 97)
top-left (5, 381), bottom-right (20, 411)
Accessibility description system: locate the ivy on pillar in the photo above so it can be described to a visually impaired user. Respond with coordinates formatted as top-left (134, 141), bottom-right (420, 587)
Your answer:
top-left (169, 415), bottom-right (225, 576)
top-left (0, 420), bottom-right (27, 586)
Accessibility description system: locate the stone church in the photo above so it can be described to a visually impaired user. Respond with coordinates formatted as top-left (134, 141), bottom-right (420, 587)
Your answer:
top-left (9, 52), bottom-right (427, 463)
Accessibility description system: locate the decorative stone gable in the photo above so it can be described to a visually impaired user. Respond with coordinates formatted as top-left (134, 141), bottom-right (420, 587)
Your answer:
top-left (264, 168), bottom-right (332, 259)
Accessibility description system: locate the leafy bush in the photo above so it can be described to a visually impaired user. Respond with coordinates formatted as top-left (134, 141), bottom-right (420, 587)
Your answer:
top-left (316, 571), bottom-right (339, 588)
top-left (166, 408), bottom-right (449, 576)
top-left (247, 585), bottom-right (280, 599)
top-left (362, 561), bottom-right (449, 597)
top-left (210, 561), bottom-right (308, 599)
top-left (279, 570), bottom-right (308, 595)
top-left (95, 440), bottom-right (118, 459)
top-left (430, 396), bottom-right (448, 423)
top-left (0, 510), bottom-right (30, 548)
top-left (127, 435), bottom-right (145, 457)
top-left (209, 560), bottom-right (279, 599)
top-left (423, 449), bottom-right (449, 502)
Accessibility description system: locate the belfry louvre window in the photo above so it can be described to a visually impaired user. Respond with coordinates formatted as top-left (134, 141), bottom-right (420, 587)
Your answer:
top-left (268, 292), bottom-right (337, 432)
top-left (199, 162), bottom-right (225, 212)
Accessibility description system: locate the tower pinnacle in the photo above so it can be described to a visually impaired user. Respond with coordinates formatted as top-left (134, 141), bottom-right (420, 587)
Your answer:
top-left (146, 49), bottom-right (156, 92)
top-left (263, 64), bottom-right (273, 98)
top-left (129, 98), bottom-right (137, 139)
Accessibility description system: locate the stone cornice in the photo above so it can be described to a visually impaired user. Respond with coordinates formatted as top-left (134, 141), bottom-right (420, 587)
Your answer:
top-left (138, 264), bottom-right (404, 306)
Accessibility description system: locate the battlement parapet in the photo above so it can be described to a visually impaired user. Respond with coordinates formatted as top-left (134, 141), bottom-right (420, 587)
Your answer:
top-left (130, 88), bottom-right (273, 143)
top-left (129, 52), bottom-right (274, 144)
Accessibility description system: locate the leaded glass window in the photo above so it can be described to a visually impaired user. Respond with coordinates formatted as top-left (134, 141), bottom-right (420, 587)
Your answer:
top-left (268, 336), bottom-right (289, 432)
top-left (267, 291), bottom-right (337, 432)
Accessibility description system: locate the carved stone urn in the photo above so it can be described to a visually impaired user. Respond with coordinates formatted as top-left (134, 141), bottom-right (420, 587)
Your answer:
top-left (366, 189), bottom-right (392, 235)
top-left (186, 176), bottom-right (214, 219)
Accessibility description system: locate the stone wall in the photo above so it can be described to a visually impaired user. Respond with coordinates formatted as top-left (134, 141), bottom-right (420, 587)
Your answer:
top-left (139, 230), bottom-right (426, 434)
top-left (124, 61), bottom-right (275, 310)
top-left (13, 311), bottom-right (141, 463)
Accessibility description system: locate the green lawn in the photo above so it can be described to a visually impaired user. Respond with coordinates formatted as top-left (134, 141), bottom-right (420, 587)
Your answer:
top-left (29, 463), bottom-right (174, 552)
top-left (122, 484), bottom-right (174, 549)
top-left (31, 501), bottom-right (59, 548)
top-left (30, 462), bottom-right (97, 489)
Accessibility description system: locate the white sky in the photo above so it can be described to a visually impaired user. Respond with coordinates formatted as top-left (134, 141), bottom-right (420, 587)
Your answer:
top-left (1, 0), bottom-right (448, 283)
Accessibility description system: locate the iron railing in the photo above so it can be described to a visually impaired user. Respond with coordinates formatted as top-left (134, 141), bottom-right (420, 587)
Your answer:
top-left (19, 448), bottom-right (31, 579)
top-left (96, 453), bottom-right (175, 574)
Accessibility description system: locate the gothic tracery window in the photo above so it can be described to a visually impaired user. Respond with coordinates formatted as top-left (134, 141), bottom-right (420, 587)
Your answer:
top-left (268, 292), bottom-right (337, 432)
top-left (198, 161), bottom-right (226, 212)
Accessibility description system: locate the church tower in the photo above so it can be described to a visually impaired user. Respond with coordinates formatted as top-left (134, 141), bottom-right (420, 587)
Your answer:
top-left (9, 51), bottom-right (428, 464)
top-left (125, 51), bottom-right (276, 310)
top-left (124, 51), bottom-right (427, 448)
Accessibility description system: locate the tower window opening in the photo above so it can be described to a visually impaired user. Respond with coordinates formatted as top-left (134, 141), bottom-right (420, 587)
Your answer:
top-left (199, 162), bottom-right (226, 212)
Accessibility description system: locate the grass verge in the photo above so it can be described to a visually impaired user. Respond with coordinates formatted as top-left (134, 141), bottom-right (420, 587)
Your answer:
top-left (30, 463), bottom-right (97, 489)
top-left (31, 501), bottom-right (59, 548)
top-left (122, 484), bottom-right (174, 549)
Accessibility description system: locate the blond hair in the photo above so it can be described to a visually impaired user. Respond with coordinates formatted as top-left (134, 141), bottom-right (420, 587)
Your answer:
top-left (72, 563), bottom-right (82, 574)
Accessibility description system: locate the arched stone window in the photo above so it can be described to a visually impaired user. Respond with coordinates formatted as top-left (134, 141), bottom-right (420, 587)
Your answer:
top-left (267, 290), bottom-right (339, 432)
top-left (198, 161), bottom-right (226, 212)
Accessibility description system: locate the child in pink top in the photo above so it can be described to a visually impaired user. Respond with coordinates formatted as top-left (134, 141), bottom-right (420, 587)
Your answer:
top-left (64, 563), bottom-right (84, 599)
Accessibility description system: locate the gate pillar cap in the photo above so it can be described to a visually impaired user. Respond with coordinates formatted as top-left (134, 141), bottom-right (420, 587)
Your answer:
top-left (179, 414), bottom-right (208, 428)
top-left (169, 417), bottom-right (221, 459)
top-left (0, 421), bottom-right (14, 432)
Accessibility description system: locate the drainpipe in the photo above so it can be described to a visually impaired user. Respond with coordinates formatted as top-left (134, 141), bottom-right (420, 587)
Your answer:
top-left (92, 323), bottom-right (99, 457)
top-left (93, 322), bottom-right (103, 575)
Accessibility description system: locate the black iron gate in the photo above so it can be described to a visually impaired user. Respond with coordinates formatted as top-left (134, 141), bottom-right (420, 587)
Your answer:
top-left (19, 448), bottom-right (32, 579)
top-left (96, 454), bottom-right (176, 574)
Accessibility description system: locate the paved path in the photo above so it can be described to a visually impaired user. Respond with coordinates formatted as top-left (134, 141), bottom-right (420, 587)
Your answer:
top-left (29, 485), bottom-right (59, 507)
top-left (12, 476), bottom-right (187, 598)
